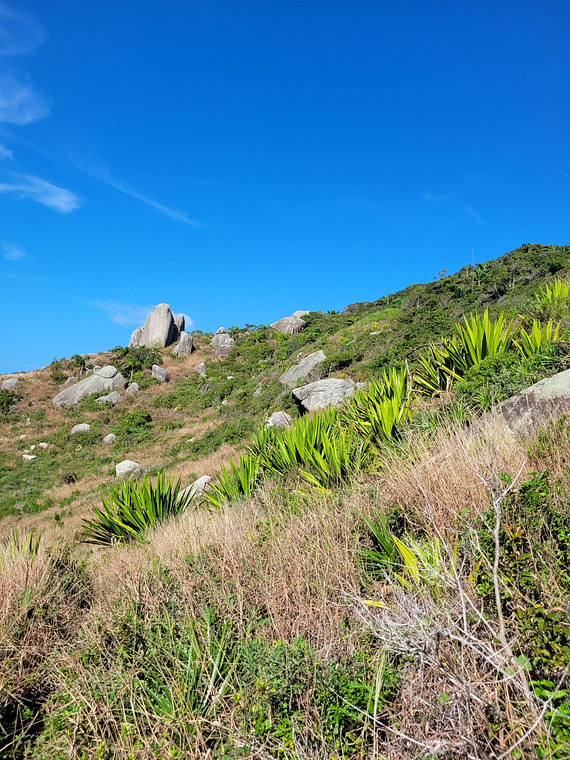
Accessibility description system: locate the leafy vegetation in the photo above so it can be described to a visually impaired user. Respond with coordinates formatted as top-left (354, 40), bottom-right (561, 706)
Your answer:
top-left (82, 471), bottom-right (195, 545)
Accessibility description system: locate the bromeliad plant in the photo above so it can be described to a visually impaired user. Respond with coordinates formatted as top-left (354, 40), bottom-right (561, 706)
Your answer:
top-left (82, 471), bottom-right (195, 545)
top-left (342, 367), bottom-right (413, 449)
top-left (414, 310), bottom-right (517, 395)
top-left (534, 278), bottom-right (570, 320)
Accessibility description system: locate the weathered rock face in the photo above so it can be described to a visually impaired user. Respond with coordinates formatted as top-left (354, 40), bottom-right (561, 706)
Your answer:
top-left (116, 460), bottom-right (140, 478)
top-left (211, 330), bottom-right (235, 358)
top-left (270, 315), bottom-right (307, 335)
top-left (172, 331), bottom-right (193, 357)
top-left (71, 423), bottom-right (91, 434)
top-left (152, 365), bottom-right (170, 382)
top-left (291, 310), bottom-right (310, 318)
top-left (96, 391), bottom-right (121, 405)
top-left (63, 376), bottom-right (78, 386)
top-left (195, 362), bottom-right (206, 377)
top-left (53, 366), bottom-right (126, 407)
top-left (1, 378), bottom-right (18, 390)
top-left (492, 369), bottom-right (570, 435)
top-left (173, 313), bottom-right (185, 340)
top-left (129, 303), bottom-right (177, 348)
top-left (292, 378), bottom-right (356, 412)
top-left (265, 411), bottom-right (293, 429)
top-left (179, 474), bottom-right (212, 502)
top-left (279, 350), bottom-right (326, 387)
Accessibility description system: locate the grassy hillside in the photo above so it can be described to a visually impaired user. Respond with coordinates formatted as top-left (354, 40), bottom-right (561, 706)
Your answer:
top-left (2, 242), bottom-right (570, 758)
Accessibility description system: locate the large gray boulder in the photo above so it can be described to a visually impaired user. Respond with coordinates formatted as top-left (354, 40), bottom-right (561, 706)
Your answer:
top-left (53, 366), bottom-right (126, 407)
top-left (279, 350), bottom-right (326, 387)
top-left (270, 315), bottom-right (307, 335)
top-left (152, 365), bottom-right (170, 382)
top-left (211, 329), bottom-right (235, 359)
top-left (292, 378), bottom-right (356, 412)
top-left (172, 331), bottom-right (193, 357)
top-left (492, 369), bottom-right (570, 435)
top-left (129, 303), bottom-right (177, 348)
top-left (173, 313), bottom-right (185, 340)
top-left (291, 310), bottom-right (310, 318)
top-left (265, 411), bottom-right (293, 429)
top-left (1, 377), bottom-right (18, 390)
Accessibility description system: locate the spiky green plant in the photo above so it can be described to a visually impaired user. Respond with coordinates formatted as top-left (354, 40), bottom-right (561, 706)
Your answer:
top-left (534, 278), bottom-right (570, 319)
top-left (513, 319), bottom-right (560, 359)
top-left (206, 453), bottom-right (261, 508)
top-left (8, 529), bottom-right (43, 559)
top-left (82, 471), bottom-right (195, 545)
top-left (414, 309), bottom-right (516, 394)
top-left (300, 427), bottom-right (369, 491)
top-left (341, 367), bottom-right (413, 448)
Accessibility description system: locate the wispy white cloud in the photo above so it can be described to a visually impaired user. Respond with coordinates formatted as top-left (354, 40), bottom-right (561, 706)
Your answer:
top-left (0, 172), bottom-right (79, 212)
top-left (464, 206), bottom-right (485, 224)
top-left (70, 155), bottom-right (200, 225)
top-left (423, 191), bottom-right (451, 201)
top-left (0, 72), bottom-right (50, 124)
top-left (181, 313), bottom-right (195, 330)
top-left (0, 2), bottom-right (45, 56)
top-left (93, 300), bottom-right (154, 327)
top-left (2, 241), bottom-right (25, 259)
top-left (0, 143), bottom-right (12, 159)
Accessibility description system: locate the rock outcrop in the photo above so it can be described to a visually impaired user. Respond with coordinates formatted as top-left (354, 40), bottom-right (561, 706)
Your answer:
top-left (116, 460), bottom-right (140, 478)
top-left (179, 474), bottom-right (212, 501)
top-left (492, 369), bottom-right (570, 435)
top-left (96, 391), bottom-right (121, 405)
top-left (292, 378), bottom-right (356, 412)
top-left (291, 310), bottom-right (310, 318)
top-left (129, 303), bottom-right (178, 348)
top-left (1, 378), bottom-right (18, 390)
top-left (53, 366), bottom-right (126, 407)
top-left (152, 365), bottom-right (170, 382)
top-left (211, 327), bottom-right (235, 358)
top-left (279, 350), bottom-right (326, 387)
top-left (173, 313), bottom-right (185, 340)
top-left (172, 331), bottom-right (193, 357)
top-left (71, 423), bottom-right (91, 434)
top-left (265, 411), bottom-right (293, 429)
top-left (270, 314), bottom-right (307, 335)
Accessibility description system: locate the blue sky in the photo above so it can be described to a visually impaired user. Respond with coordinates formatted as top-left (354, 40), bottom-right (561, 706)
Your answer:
top-left (1, 0), bottom-right (569, 373)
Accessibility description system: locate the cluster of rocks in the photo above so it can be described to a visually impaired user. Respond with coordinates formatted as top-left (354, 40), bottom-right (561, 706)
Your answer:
top-left (211, 327), bottom-right (234, 358)
top-left (129, 303), bottom-right (185, 349)
top-left (270, 310), bottom-right (310, 335)
top-left (53, 366), bottom-right (128, 407)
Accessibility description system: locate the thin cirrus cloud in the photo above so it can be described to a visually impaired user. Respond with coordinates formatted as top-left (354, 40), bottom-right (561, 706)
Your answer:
top-left (93, 300), bottom-right (155, 328)
top-left (0, 143), bottom-right (13, 159)
top-left (2, 241), bottom-right (25, 259)
top-left (70, 154), bottom-right (200, 225)
top-left (0, 2), bottom-right (45, 56)
top-left (0, 72), bottom-right (50, 125)
top-left (0, 172), bottom-right (80, 212)
top-left (423, 192), bottom-right (452, 201)
top-left (464, 206), bottom-right (485, 224)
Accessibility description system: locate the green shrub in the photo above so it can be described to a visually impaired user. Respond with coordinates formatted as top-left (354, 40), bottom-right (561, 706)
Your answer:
top-left (109, 410), bottom-right (153, 443)
top-left (82, 471), bottom-right (195, 545)
top-left (0, 388), bottom-right (20, 417)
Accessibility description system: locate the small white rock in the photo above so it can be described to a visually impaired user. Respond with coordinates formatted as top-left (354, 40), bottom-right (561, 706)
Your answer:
top-left (152, 365), bottom-right (170, 382)
top-left (38, 442), bottom-right (48, 449)
top-left (30, 445), bottom-right (35, 451)
top-left (19, 435), bottom-right (27, 440)
top-left (22, 454), bottom-right (36, 461)
top-left (103, 433), bottom-right (116, 444)
top-left (116, 460), bottom-right (140, 478)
